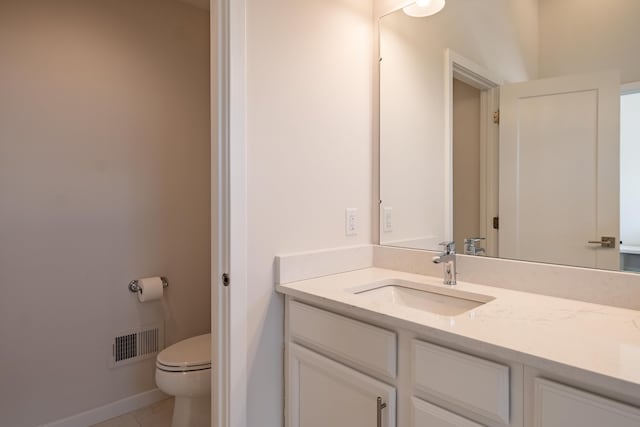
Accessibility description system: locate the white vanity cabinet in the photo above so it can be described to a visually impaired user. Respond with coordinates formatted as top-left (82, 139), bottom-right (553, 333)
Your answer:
top-left (284, 298), bottom-right (640, 427)
top-left (284, 300), bottom-right (516, 427)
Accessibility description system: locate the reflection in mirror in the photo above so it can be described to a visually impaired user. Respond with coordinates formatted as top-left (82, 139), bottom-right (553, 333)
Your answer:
top-left (621, 91), bottom-right (640, 271)
top-left (379, 0), bottom-right (640, 272)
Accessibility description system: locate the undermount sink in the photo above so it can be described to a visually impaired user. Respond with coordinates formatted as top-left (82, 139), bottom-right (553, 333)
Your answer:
top-left (353, 279), bottom-right (495, 316)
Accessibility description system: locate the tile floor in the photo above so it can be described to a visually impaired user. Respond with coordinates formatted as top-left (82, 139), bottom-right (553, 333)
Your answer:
top-left (90, 397), bottom-right (173, 427)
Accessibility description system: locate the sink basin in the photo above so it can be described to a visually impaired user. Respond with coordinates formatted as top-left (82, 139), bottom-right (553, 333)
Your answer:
top-left (353, 280), bottom-right (494, 316)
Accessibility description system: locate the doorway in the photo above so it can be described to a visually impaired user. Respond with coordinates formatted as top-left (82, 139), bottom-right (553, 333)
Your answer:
top-left (452, 79), bottom-right (482, 253)
top-left (445, 50), bottom-right (501, 257)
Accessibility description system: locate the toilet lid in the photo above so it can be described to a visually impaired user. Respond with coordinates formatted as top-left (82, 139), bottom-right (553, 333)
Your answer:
top-left (157, 333), bottom-right (211, 372)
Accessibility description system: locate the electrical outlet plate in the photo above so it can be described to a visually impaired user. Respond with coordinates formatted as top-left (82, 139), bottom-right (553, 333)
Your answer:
top-left (345, 208), bottom-right (357, 236)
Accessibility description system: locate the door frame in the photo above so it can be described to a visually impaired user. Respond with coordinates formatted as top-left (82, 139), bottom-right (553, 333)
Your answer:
top-left (212, 0), bottom-right (247, 427)
top-left (444, 49), bottom-right (502, 256)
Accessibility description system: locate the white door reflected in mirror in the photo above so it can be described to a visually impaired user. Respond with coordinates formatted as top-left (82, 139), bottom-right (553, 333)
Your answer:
top-left (499, 72), bottom-right (620, 270)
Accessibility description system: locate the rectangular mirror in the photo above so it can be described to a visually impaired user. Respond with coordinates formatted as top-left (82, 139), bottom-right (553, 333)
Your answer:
top-left (379, 0), bottom-right (640, 272)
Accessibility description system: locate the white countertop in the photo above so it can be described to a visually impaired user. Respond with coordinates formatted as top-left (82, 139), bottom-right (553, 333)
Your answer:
top-left (277, 267), bottom-right (640, 391)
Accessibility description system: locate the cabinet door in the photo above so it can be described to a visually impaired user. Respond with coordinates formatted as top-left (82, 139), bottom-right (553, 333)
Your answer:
top-left (534, 378), bottom-right (640, 427)
top-left (288, 343), bottom-right (396, 427)
top-left (413, 397), bottom-right (484, 427)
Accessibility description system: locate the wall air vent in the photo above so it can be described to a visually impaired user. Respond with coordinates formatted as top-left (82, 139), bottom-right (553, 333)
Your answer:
top-left (111, 323), bottom-right (164, 368)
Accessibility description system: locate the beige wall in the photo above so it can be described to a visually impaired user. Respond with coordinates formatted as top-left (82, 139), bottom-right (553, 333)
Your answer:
top-left (379, 0), bottom-right (539, 249)
top-left (0, 1), bottom-right (210, 425)
top-left (245, 0), bottom-right (373, 425)
top-left (452, 79), bottom-right (481, 250)
top-left (539, 0), bottom-right (640, 83)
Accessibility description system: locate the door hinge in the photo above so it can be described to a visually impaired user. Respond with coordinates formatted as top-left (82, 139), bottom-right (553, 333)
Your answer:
top-left (493, 110), bottom-right (500, 125)
top-left (222, 273), bottom-right (230, 287)
top-left (493, 217), bottom-right (499, 230)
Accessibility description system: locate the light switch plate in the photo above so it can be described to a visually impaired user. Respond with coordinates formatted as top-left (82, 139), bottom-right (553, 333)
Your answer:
top-left (345, 208), bottom-right (357, 236)
top-left (383, 207), bottom-right (393, 232)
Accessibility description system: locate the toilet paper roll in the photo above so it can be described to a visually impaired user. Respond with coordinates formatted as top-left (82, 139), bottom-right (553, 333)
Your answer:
top-left (137, 276), bottom-right (164, 303)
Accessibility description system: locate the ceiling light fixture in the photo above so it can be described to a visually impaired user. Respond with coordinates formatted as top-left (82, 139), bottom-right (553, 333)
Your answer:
top-left (403, 0), bottom-right (446, 18)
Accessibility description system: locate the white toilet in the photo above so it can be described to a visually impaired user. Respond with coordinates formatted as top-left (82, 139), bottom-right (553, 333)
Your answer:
top-left (155, 333), bottom-right (211, 427)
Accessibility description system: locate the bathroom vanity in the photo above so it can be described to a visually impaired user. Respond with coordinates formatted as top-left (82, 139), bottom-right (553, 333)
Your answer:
top-left (277, 266), bottom-right (640, 427)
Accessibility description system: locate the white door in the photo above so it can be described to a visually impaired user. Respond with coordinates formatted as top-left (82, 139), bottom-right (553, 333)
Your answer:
top-left (287, 344), bottom-right (396, 427)
top-left (499, 71), bottom-right (620, 270)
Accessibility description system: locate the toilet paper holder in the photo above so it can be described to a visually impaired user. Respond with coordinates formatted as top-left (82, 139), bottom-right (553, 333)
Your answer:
top-left (128, 277), bottom-right (169, 293)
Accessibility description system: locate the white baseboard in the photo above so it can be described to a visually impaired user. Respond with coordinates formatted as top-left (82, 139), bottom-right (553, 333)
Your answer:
top-left (41, 388), bottom-right (168, 427)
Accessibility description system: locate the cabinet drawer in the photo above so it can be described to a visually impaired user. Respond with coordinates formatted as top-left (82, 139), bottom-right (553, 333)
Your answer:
top-left (412, 397), bottom-right (484, 427)
top-left (289, 301), bottom-right (397, 378)
top-left (413, 339), bottom-right (509, 424)
top-left (534, 378), bottom-right (640, 427)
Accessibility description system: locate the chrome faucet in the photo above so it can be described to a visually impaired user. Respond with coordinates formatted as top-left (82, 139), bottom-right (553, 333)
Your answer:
top-left (464, 237), bottom-right (486, 256)
top-left (432, 241), bottom-right (457, 286)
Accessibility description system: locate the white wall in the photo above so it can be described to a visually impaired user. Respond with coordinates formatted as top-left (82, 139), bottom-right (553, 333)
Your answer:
top-left (379, 0), bottom-right (539, 249)
top-left (245, 0), bottom-right (373, 425)
top-left (0, 1), bottom-right (210, 425)
top-left (539, 0), bottom-right (640, 84)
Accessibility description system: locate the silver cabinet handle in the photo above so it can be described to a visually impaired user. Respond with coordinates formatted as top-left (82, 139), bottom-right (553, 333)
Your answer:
top-left (377, 397), bottom-right (387, 427)
top-left (587, 236), bottom-right (616, 248)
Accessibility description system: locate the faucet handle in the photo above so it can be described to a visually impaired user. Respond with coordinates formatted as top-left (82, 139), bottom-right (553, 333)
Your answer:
top-left (464, 237), bottom-right (485, 244)
top-left (464, 237), bottom-right (486, 256)
top-left (438, 241), bottom-right (456, 254)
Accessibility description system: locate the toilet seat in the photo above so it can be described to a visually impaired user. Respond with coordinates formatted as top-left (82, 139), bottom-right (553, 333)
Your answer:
top-left (157, 361), bottom-right (211, 372)
top-left (156, 333), bottom-right (211, 373)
